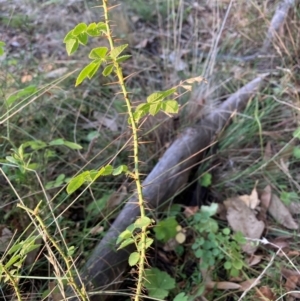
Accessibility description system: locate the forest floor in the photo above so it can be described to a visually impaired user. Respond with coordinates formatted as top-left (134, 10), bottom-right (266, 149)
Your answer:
top-left (1, 0), bottom-right (300, 300)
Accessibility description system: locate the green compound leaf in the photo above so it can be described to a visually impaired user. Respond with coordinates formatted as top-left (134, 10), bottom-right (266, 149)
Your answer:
top-left (137, 237), bottom-right (153, 251)
top-left (232, 259), bottom-right (243, 270)
top-left (134, 216), bottom-right (152, 229)
top-left (161, 100), bottom-right (179, 113)
top-left (149, 102), bottom-right (161, 116)
top-left (65, 38), bottom-right (79, 56)
top-left (161, 88), bottom-right (176, 98)
top-left (100, 165), bottom-right (113, 176)
top-left (129, 251), bottom-right (140, 266)
top-left (199, 172), bottom-right (212, 187)
top-left (201, 203), bottom-right (218, 217)
top-left (132, 103), bottom-right (150, 123)
top-left (293, 147), bottom-right (300, 159)
top-left (0, 41), bottom-right (5, 56)
top-left (144, 268), bottom-right (175, 299)
top-left (67, 174), bottom-right (86, 194)
top-left (86, 22), bottom-right (106, 36)
top-left (77, 32), bottom-right (88, 45)
top-left (75, 61), bottom-right (101, 86)
top-left (147, 92), bottom-right (165, 103)
top-left (293, 127), bottom-right (300, 138)
top-left (49, 139), bottom-right (82, 150)
top-left (222, 228), bottom-right (231, 235)
top-left (49, 138), bottom-right (64, 146)
top-left (89, 47), bottom-right (108, 59)
top-left (117, 238), bottom-right (135, 250)
top-left (153, 217), bottom-right (178, 242)
top-left (110, 44), bottom-right (128, 59)
top-left (63, 30), bottom-right (75, 42)
top-left (116, 54), bottom-right (131, 63)
top-left (102, 64), bottom-right (114, 77)
top-left (62, 141), bottom-right (82, 150)
top-left (174, 292), bottom-right (188, 301)
top-left (72, 23), bottom-right (87, 36)
top-left (224, 261), bottom-right (232, 270)
top-left (112, 165), bottom-right (128, 176)
top-left (116, 229), bottom-right (132, 245)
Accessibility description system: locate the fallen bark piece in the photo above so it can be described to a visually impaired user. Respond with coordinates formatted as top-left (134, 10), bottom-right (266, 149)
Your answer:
top-left (67, 74), bottom-right (268, 300)
top-left (268, 193), bottom-right (298, 230)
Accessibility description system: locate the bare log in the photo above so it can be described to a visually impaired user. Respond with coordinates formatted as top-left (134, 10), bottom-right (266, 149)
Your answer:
top-left (68, 74), bottom-right (269, 300)
top-left (262, 0), bottom-right (295, 52)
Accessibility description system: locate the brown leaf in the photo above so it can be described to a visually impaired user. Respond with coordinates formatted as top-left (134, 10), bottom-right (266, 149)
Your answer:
top-left (107, 186), bottom-right (127, 208)
top-left (206, 281), bottom-right (241, 290)
top-left (90, 225), bottom-right (104, 235)
top-left (49, 281), bottom-right (64, 301)
top-left (264, 141), bottom-right (273, 160)
top-left (284, 272), bottom-right (300, 299)
top-left (135, 38), bottom-right (149, 49)
top-left (258, 185), bottom-right (272, 221)
top-left (183, 206), bottom-right (199, 218)
top-left (93, 111), bottom-right (119, 132)
top-left (287, 201), bottom-right (300, 215)
top-left (45, 67), bottom-right (68, 78)
top-left (255, 286), bottom-right (276, 301)
top-left (239, 278), bottom-right (259, 291)
top-left (267, 237), bottom-right (290, 250)
top-left (225, 197), bottom-right (265, 254)
top-left (246, 254), bottom-right (263, 266)
top-left (0, 226), bottom-right (13, 252)
top-left (21, 74), bottom-right (32, 83)
top-left (239, 186), bottom-right (260, 209)
top-left (281, 268), bottom-right (300, 280)
top-left (268, 194), bottom-right (298, 230)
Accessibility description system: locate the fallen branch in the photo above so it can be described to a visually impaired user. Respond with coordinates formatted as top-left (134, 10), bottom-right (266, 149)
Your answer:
top-left (262, 0), bottom-right (295, 52)
top-left (68, 74), bottom-right (269, 300)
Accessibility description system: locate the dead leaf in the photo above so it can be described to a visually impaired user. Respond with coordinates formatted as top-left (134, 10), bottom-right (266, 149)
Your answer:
top-left (93, 111), bottom-right (119, 132)
top-left (225, 197), bottom-right (265, 254)
top-left (163, 238), bottom-right (179, 251)
top-left (135, 38), bottom-right (149, 49)
top-left (287, 250), bottom-right (300, 257)
top-left (239, 278), bottom-right (259, 291)
top-left (267, 237), bottom-right (290, 250)
top-left (168, 50), bottom-right (188, 71)
top-left (287, 201), bottom-right (300, 214)
top-left (239, 185), bottom-right (260, 209)
top-left (255, 286), bottom-right (276, 301)
top-left (183, 206), bottom-right (199, 218)
top-left (49, 281), bottom-right (64, 301)
top-left (283, 270), bottom-right (300, 299)
top-left (216, 203), bottom-right (227, 220)
top-left (246, 254), bottom-right (263, 266)
top-left (258, 185), bottom-right (272, 221)
top-left (0, 226), bottom-right (13, 252)
top-left (206, 281), bottom-right (241, 290)
top-left (264, 141), bottom-right (273, 160)
top-left (268, 194), bottom-right (298, 230)
top-left (281, 268), bottom-right (300, 280)
top-left (281, 268), bottom-right (300, 298)
top-left (45, 67), bottom-right (68, 78)
top-left (106, 186), bottom-right (127, 208)
top-left (90, 225), bottom-right (104, 235)
top-left (21, 74), bottom-right (32, 83)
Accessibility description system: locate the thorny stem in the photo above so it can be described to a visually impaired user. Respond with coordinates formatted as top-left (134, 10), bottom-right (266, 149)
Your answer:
top-left (103, 1), bottom-right (148, 301)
